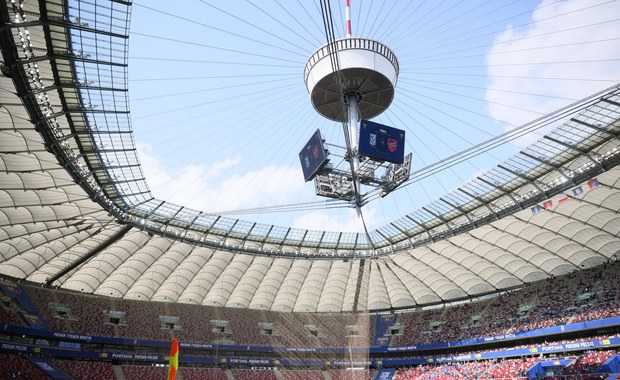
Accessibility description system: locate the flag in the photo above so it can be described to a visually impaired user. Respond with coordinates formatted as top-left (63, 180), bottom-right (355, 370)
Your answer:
top-left (588, 178), bottom-right (600, 189)
top-left (543, 200), bottom-right (553, 210)
top-left (572, 186), bottom-right (583, 197)
top-left (557, 194), bottom-right (568, 204)
top-left (167, 338), bottom-right (179, 380)
top-left (531, 205), bottom-right (542, 215)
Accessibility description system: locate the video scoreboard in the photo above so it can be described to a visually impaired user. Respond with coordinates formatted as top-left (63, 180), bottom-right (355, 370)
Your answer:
top-left (358, 119), bottom-right (405, 164)
top-left (299, 129), bottom-right (330, 182)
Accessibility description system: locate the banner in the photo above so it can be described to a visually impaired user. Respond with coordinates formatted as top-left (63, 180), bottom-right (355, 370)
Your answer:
top-left (375, 368), bottom-right (395, 379)
top-left (1, 337), bottom-right (618, 370)
top-left (373, 314), bottom-right (396, 346)
top-left (18, 311), bottom-right (45, 327)
top-left (0, 279), bottom-right (48, 329)
top-left (25, 357), bottom-right (70, 379)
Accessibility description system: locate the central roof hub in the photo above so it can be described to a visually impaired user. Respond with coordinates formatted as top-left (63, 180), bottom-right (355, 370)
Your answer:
top-left (304, 38), bottom-right (399, 122)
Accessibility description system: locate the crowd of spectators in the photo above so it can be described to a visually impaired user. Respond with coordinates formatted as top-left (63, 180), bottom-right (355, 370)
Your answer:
top-left (394, 357), bottom-right (539, 380)
top-left (0, 353), bottom-right (48, 379)
top-left (26, 287), bottom-right (120, 338)
top-left (391, 348), bottom-right (619, 380)
top-left (0, 301), bottom-right (27, 328)
top-left (231, 368), bottom-right (279, 380)
top-left (19, 284), bottom-right (378, 347)
top-left (0, 350), bottom-right (617, 379)
top-left (541, 375), bottom-right (609, 379)
top-left (561, 350), bottom-right (617, 376)
top-left (1, 261), bottom-right (616, 351)
top-left (280, 369), bottom-right (325, 379)
top-left (327, 368), bottom-right (376, 380)
top-left (391, 261), bottom-right (620, 346)
top-left (51, 358), bottom-right (115, 380)
top-left (180, 367), bottom-right (228, 380)
top-left (480, 357), bottom-right (538, 379)
top-left (120, 364), bottom-right (168, 380)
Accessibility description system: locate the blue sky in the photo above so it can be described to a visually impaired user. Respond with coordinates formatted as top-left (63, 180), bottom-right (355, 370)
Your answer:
top-left (127, 0), bottom-right (620, 233)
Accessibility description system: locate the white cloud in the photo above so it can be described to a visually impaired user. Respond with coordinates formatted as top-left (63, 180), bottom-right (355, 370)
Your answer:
top-left (486, 0), bottom-right (620, 145)
top-left (137, 143), bottom-right (306, 213)
top-left (137, 142), bottom-right (387, 232)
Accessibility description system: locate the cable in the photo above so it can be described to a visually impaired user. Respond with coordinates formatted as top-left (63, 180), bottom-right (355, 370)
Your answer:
top-left (133, 2), bottom-right (307, 57)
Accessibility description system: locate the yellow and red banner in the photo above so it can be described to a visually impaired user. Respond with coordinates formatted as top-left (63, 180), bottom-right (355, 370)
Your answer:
top-left (167, 338), bottom-right (179, 380)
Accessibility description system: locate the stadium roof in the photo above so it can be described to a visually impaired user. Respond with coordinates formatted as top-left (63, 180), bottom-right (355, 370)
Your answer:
top-left (0, 0), bottom-right (619, 312)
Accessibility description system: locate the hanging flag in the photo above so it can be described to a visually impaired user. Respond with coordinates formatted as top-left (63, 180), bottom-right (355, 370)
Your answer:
top-left (531, 205), bottom-right (542, 215)
top-left (572, 186), bottom-right (583, 197)
top-left (167, 338), bottom-right (179, 380)
top-left (557, 194), bottom-right (568, 204)
top-left (543, 200), bottom-right (553, 210)
top-left (588, 178), bottom-right (600, 189)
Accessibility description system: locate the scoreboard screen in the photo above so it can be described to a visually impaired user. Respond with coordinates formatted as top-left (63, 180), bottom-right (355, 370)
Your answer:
top-left (299, 129), bottom-right (329, 182)
top-left (358, 119), bottom-right (405, 164)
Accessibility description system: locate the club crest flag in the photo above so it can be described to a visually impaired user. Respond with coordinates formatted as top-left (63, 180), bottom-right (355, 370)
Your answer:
top-left (387, 138), bottom-right (397, 152)
top-left (557, 194), bottom-right (568, 204)
top-left (167, 338), bottom-right (179, 380)
top-left (588, 178), bottom-right (600, 189)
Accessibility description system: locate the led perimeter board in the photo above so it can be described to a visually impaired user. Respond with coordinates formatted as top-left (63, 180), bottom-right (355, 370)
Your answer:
top-left (359, 119), bottom-right (405, 164)
top-left (299, 129), bottom-right (329, 182)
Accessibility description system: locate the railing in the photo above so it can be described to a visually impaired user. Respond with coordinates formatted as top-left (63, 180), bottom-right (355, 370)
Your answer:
top-left (304, 37), bottom-right (399, 84)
